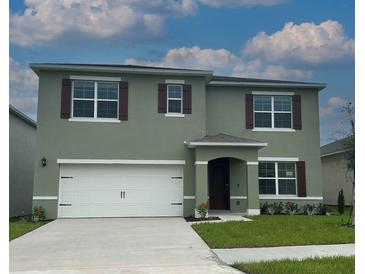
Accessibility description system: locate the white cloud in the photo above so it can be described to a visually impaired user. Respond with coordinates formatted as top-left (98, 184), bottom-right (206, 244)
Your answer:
top-left (243, 20), bottom-right (354, 64)
top-left (10, 0), bottom-right (198, 47)
top-left (9, 57), bottom-right (38, 119)
top-left (328, 96), bottom-right (346, 107)
top-left (199, 0), bottom-right (286, 7)
top-left (125, 46), bottom-right (312, 80)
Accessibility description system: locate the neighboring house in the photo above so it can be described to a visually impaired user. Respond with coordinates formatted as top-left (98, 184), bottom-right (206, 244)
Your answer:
top-left (321, 138), bottom-right (353, 205)
top-left (9, 105), bottom-right (37, 217)
top-left (30, 63), bottom-right (326, 219)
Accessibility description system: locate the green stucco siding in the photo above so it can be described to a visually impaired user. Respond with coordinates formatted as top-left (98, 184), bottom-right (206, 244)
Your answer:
top-left (33, 70), bottom-right (207, 218)
top-left (33, 69), bottom-right (322, 219)
top-left (206, 86), bottom-right (322, 200)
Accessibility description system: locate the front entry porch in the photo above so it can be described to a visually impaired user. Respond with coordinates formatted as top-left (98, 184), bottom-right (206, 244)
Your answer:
top-left (185, 133), bottom-right (268, 216)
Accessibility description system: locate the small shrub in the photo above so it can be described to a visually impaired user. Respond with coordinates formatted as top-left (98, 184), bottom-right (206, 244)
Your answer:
top-left (284, 202), bottom-right (298, 215)
top-left (260, 202), bottom-right (269, 214)
top-left (196, 202), bottom-right (209, 219)
top-left (304, 204), bottom-right (316, 215)
top-left (266, 202), bottom-right (284, 215)
top-left (315, 203), bottom-right (328, 215)
top-left (33, 206), bottom-right (46, 222)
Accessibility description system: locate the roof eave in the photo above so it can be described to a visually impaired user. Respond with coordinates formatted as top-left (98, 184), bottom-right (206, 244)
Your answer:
top-left (29, 64), bottom-right (213, 77)
top-left (9, 105), bottom-right (37, 128)
top-left (208, 80), bottom-right (327, 91)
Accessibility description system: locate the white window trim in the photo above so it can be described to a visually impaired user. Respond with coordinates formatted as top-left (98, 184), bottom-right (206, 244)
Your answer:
top-left (68, 118), bottom-right (120, 123)
top-left (253, 95), bottom-right (293, 130)
top-left (252, 91), bottom-right (295, 96)
top-left (167, 84), bottom-right (183, 114)
top-left (259, 196), bottom-right (323, 200)
top-left (258, 157), bottom-right (299, 162)
top-left (165, 79), bottom-right (185, 84)
top-left (259, 161), bottom-right (297, 196)
top-left (165, 113), bottom-right (185, 118)
top-left (71, 80), bottom-right (119, 121)
top-left (70, 75), bottom-right (122, 81)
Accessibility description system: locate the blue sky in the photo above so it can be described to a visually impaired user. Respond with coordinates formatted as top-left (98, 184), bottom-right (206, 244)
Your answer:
top-left (9, 0), bottom-right (354, 144)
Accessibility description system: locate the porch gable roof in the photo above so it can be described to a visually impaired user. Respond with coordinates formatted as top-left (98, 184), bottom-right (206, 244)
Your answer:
top-left (185, 133), bottom-right (268, 148)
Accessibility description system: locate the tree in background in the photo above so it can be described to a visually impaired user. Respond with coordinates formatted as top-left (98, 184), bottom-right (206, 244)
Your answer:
top-left (337, 189), bottom-right (345, 225)
top-left (342, 102), bottom-right (355, 226)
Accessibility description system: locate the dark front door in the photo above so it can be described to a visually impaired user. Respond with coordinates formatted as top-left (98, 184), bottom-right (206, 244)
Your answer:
top-left (208, 158), bottom-right (230, 210)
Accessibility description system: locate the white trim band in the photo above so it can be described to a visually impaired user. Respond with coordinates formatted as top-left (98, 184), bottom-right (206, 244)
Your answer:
top-left (57, 159), bottom-right (186, 165)
top-left (259, 196), bottom-right (323, 200)
top-left (247, 161), bottom-right (259, 165)
top-left (70, 75), bottom-right (122, 81)
top-left (33, 196), bottom-right (58, 200)
top-left (187, 142), bottom-right (268, 148)
top-left (252, 91), bottom-right (295, 96)
top-left (184, 196), bottom-right (196, 199)
top-left (195, 161), bottom-right (208, 165)
top-left (230, 196), bottom-right (247, 199)
top-left (258, 157), bottom-right (299, 162)
top-left (165, 79), bottom-right (185, 84)
top-left (247, 209), bottom-right (261, 216)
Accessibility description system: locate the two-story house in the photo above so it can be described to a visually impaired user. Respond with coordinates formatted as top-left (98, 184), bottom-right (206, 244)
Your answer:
top-left (30, 63), bottom-right (326, 219)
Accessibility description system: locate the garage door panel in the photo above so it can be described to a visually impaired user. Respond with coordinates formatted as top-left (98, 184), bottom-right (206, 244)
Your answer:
top-left (58, 164), bottom-right (184, 218)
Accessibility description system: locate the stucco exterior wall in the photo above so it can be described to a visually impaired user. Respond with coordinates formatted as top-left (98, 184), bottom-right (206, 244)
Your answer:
top-left (9, 112), bottom-right (36, 217)
top-left (33, 69), bottom-right (323, 218)
top-left (321, 152), bottom-right (353, 205)
top-left (33, 70), bottom-right (207, 218)
top-left (205, 86), bottom-right (322, 199)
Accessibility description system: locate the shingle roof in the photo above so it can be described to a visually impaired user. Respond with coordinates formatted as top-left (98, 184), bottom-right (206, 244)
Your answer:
top-left (186, 133), bottom-right (267, 148)
top-left (211, 75), bottom-right (324, 85)
top-left (9, 105), bottom-right (37, 128)
top-left (320, 137), bottom-right (352, 156)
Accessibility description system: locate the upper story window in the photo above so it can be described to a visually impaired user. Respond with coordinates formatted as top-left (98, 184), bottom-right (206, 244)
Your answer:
top-left (258, 161), bottom-right (297, 195)
top-left (167, 85), bottom-right (182, 113)
top-left (254, 95), bottom-right (292, 128)
top-left (72, 80), bottom-right (118, 119)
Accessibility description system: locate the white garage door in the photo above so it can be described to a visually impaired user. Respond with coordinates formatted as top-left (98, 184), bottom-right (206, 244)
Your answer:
top-left (58, 164), bottom-right (183, 218)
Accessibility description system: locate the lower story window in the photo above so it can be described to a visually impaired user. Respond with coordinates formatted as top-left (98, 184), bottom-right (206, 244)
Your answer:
top-left (259, 161), bottom-right (297, 195)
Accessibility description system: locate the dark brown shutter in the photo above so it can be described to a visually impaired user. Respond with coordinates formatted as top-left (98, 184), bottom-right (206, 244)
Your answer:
top-left (297, 161), bottom-right (307, 197)
top-left (293, 95), bottom-right (302, 129)
top-left (60, 79), bottom-right (72, 119)
top-left (119, 81), bottom-right (128, 121)
top-left (182, 84), bottom-right (192, 114)
top-left (246, 94), bottom-right (254, 129)
top-left (158, 84), bottom-right (167, 113)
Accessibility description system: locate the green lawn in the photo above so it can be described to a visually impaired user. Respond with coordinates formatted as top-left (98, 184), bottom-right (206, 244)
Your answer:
top-left (192, 215), bottom-right (354, 248)
top-left (9, 216), bottom-right (49, 241)
top-left (233, 256), bottom-right (355, 274)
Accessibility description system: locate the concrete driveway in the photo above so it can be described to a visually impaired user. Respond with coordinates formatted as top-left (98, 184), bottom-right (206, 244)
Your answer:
top-left (10, 218), bottom-right (241, 274)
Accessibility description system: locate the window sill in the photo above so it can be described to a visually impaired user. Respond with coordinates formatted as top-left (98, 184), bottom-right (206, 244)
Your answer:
top-left (259, 195), bottom-right (299, 199)
top-left (253, 128), bottom-right (296, 132)
top-left (165, 113), bottom-right (185, 118)
top-left (68, 118), bottom-right (121, 123)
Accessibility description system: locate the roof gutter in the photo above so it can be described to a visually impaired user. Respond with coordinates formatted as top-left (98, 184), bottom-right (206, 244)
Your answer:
top-left (29, 64), bottom-right (213, 78)
top-left (208, 80), bottom-right (327, 91)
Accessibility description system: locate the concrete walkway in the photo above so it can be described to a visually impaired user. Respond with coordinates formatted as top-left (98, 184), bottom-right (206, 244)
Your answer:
top-left (10, 218), bottom-right (241, 274)
top-left (213, 243), bottom-right (355, 264)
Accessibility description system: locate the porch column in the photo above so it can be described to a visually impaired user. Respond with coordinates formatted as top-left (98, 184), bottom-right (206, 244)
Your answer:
top-left (246, 161), bottom-right (260, 215)
top-left (195, 161), bottom-right (208, 206)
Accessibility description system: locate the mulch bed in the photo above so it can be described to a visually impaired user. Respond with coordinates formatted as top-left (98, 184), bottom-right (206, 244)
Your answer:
top-left (184, 216), bottom-right (221, 222)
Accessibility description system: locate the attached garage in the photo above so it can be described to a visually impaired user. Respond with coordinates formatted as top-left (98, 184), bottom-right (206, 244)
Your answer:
top-left (58, 162), bottom-right (184, 218)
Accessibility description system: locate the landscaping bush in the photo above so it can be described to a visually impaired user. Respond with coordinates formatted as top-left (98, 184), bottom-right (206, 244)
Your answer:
top-left (284, 202), bottom-right (298, 215)
top-left (260, 202), bottom-right (328, 216)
